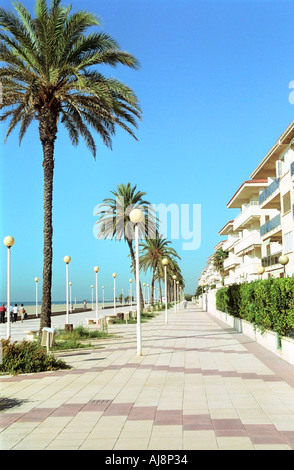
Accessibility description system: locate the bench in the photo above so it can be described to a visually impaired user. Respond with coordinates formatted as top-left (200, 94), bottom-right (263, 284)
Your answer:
top-left (24, 330), bottom-right (39, 341)
top-left (86, 317), bottom-right (107, 329)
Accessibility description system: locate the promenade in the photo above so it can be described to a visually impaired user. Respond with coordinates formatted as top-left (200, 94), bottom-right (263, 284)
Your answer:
top-left (1, 303), bottom-right (294, 450)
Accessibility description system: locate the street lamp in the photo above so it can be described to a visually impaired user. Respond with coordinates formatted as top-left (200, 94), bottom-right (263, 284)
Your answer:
top-left (64, 255), bottom-right (71, 326)
top-left (130, 207), bottom-right (144, 356)
top-left (112, 273), bottom-right (117, 316)
top-left (91, 284), bottom-right (94, 310)
top-left (69, 282), bottom-right (72, 312)
top-left (162, 258), bottom-right (168, 323)
top-left (279, 255), bottom-right (289, 278)
top-left (94, 266), bottom-right (99, 321)
top-left (102, 286), bottom-right (105, 309)
top-left (257, 265), bottom-right (265, 280)
top-left (4, 236), bottom-right (14, 339)
top-left (176, 281), bottom-right (179, 307)
top-left (173, 275), bottom-right (177, 312)
top-left (129, 279), bottom-right (133, 312)
top-left (143, 282), bottom-right (146, 308)
top-left (35, 277), bottom-right (39, 317)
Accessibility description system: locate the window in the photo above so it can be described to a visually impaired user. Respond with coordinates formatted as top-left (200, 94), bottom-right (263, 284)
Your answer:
top-left (284, 231), bottom-right (293, 253)
top-left (283, 191), bottom-right (291, 215)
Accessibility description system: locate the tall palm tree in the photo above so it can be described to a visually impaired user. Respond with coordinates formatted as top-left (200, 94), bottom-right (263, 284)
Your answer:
top-left (213, 248), bottom-right (228, 286)
top-left (0, 0), bottom-right (141, 330)
top-left (94, 182), bottom-right (157, 308)
top-left (139, 235), bottom-right (180, 305)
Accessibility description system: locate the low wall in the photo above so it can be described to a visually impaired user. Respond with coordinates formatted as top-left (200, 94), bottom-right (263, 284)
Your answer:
top-left (198, 291), bottom-right (294, 367)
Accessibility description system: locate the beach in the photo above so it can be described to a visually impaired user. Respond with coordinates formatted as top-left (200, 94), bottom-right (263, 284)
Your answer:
top-left (0, 302), bottom-right (134, 342)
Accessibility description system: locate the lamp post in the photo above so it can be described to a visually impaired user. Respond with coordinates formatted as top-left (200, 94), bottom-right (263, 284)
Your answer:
top-left (102, 286), bottom-right (105, 309)
top-left (173, 275), bottom-right (177, 312)
top-left (279, 255), bottom-right (289, 278)
top-left (112, 273), bottom-right (117, 316)
top-left (69, 282), bottom-right (72, 312)
top-left (64, 256), bottom-right (71, 326)
top-left (4, 236), bottom-right (14, 339)
top-left (35, 277), bottom-right (39, 317)
top-left (176, 281), bottom-right (179, 307)
top-left (162, 258), bottom-right (168, 324)
top-left (147, 284), bottom-right (150, 306)
top-left (130, 208), bottom-right (144, 356)
top-left (129, 279), bottom-right (133, 311)
top-left (257, 265), bottom-right (265, 280)
top-left (94, 266), bottom-right (99, 321)
top-left (91, 285), bottom-right (94, 310)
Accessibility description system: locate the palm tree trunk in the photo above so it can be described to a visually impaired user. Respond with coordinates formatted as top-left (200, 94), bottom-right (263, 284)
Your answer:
top-left (38, 106), bottom-right (58, 332)
top-left (150, 274), bottom-right (154, 306)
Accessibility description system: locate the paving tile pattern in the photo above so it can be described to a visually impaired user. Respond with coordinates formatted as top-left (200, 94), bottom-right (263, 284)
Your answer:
top-left (1, 305), bottom-right (294, 450)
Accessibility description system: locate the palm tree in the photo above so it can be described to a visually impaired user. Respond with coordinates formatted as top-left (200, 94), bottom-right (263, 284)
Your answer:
top-left (213, 248), bottom-right (228, 286)
top-left (94, 182), bottom-right (157, 308)
top-left (139, 235), bottom-right (180, 305)
top-left (0, 0), bottom-right (141, 331)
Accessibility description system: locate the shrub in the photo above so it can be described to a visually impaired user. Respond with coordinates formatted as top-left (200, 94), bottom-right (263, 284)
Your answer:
top-left (0, 339), bottom-right (70, 375)
top-left (216, 278), bottom-right (294, 337)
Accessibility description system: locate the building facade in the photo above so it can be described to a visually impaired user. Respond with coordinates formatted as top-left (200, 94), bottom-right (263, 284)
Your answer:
top-left (199, 120), bottom-right (294, 290)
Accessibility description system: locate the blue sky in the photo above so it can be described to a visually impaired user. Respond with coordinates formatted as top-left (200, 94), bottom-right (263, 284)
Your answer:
top-left (1, 0), bottom-right (294, 302)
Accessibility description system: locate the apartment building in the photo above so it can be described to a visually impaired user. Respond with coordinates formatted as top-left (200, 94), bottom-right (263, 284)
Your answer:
top-left (198, 241), bottom-right (224, 289)
top-left (220, 179), bottom-right (278, 285)
top-left (199, 120), bottom-right (294, 290)
top-left (250, 120), bottom-right (294, 277)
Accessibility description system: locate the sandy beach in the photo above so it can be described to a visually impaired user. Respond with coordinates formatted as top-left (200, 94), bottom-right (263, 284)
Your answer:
top-left (11, 302), bottom-right (117, 316)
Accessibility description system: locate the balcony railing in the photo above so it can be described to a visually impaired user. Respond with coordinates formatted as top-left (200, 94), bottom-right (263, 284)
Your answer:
top-left (261, 252), bottom-right (282, 268)
top-left (260, 214), bottom-right (281, 236)
top-left (259, 179), bottom-right (280, 205)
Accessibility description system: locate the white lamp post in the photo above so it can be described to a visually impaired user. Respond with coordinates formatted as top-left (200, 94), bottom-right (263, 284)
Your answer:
top-left (257, 265), bottom-right (265, 280)
top-left (102, 286), bottom-right (105, 309)
top-left (121, 288), bottom-right (124, 306)
top-left (69, 282), bottom-right (72, 312)
top-left (4, 236), bottom-right (14, 339)
top-left (176, 281), bottom-right (179, 307)
top-left (113, 273), bottom-right (117, 316)
top-left (130, 208), bottom-right (144, 356)
top-left (173, 275), bottom-right (177, 312)
top-left (129, 278), bottom-right (133, 311)
top-left (279, 255), bottom-right (289, 278)
top-left (94, 266), bottom-right (99, 321)
top-left (147, 283), bottom-right (150, 306)
top-left (64, 256), bottom-right (71, 325)
top-left (91, 284), bottom-right (94, 310)
top-left (35, 277), bottom-right (39, 317)
top-left (162, 258), bottom-right (168, 323)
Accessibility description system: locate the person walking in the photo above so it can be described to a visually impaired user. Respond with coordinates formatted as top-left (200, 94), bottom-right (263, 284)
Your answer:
top-left (19, 304), bottom-right (26, 323)
top-left (0, 304), bottom-right (5, 323)
top-left (12, 304), bottom-right (18, 322)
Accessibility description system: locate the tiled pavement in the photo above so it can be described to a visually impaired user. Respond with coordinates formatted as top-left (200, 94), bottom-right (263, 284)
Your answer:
top-left (1, 303), bottom-right (294, 450)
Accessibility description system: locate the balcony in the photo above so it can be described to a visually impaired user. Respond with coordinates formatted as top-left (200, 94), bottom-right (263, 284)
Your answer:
top-left (222, 236), bottom-right (239, 252)
top-left (261, 251), bottom-right (282, 268)
top-left (260, 214), bottom-right (281, 239)
top-left (233, 203), bottom-right (262, 231)
top-left (234, 232), bottom-right (261, 255)
top-left (259, 179), bottom-right (280, 209)
top-left (224, 255), bottom-right (241, 270)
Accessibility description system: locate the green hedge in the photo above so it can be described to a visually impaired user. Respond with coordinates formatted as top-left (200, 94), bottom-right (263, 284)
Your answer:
top-left (216, 278), bottom-right (294, 337)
